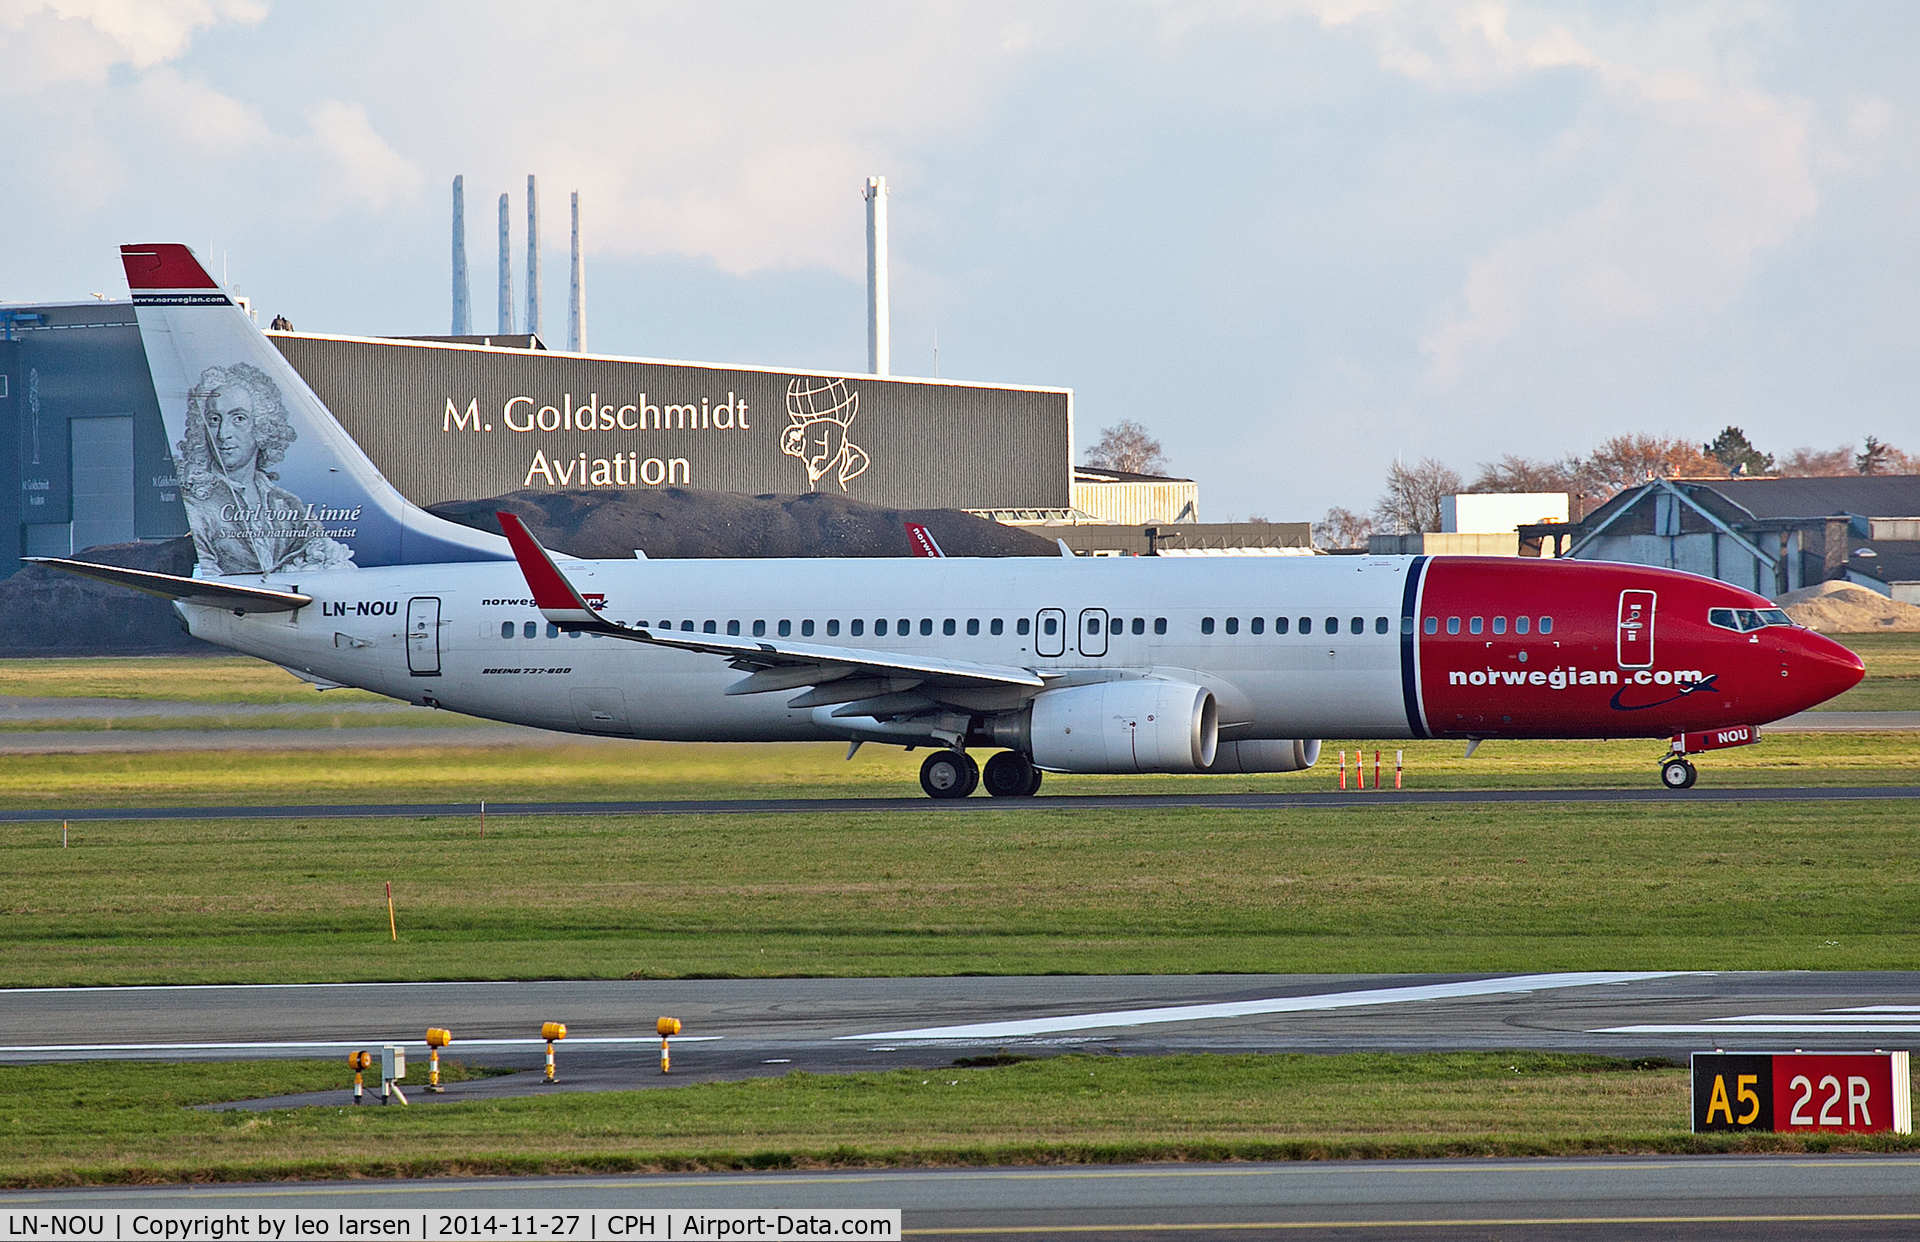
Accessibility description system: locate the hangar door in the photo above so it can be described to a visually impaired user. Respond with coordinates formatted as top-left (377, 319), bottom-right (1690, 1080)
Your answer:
top-left (69, 416), bottom-right (135, 553)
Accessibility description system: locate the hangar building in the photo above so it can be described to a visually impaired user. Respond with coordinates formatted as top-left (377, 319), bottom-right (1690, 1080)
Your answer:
top-left (0, 300), bottom-right (1073, 575)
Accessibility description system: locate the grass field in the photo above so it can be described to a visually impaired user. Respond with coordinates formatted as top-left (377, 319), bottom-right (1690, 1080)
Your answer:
top-left (6, 1052), bottom-right (1913, 1187)
top-left (6, 798), bottom-right (1916, 985)
top-left (1809, 631), bottom-right (1920, 711)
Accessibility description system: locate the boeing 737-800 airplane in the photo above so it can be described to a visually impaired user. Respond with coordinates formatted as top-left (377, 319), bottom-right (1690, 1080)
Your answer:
top-left (35, 245), bottom-right (1865, 797)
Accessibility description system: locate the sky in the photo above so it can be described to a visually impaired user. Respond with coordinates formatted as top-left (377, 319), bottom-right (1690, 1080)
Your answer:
top-left (2, 0), bottom-right (1916, 522)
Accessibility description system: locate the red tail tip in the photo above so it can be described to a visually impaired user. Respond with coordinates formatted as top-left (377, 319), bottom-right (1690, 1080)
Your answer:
top-left (120, 244), bottom-right (218, 291)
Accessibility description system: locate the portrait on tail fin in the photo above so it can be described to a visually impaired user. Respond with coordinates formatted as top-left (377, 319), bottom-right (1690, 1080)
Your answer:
top-left (780, 376), bottom-right (869, 491)
top-left (177, 363), bottom-right (355, 575)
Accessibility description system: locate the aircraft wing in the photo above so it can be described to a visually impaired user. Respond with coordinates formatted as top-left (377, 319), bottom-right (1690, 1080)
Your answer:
top-left (496, 513), bottom-right (1045, 712)
top-left (26, 557), bottom-right (312, 613)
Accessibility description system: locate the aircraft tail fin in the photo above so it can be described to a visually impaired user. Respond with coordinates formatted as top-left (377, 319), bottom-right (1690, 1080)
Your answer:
top-left (121, 243), bottom-right (509, 576)
top-left (904, 522), bottom-right (945, 558)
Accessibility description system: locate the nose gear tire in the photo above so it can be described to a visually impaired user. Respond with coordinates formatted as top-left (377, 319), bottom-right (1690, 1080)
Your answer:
top-left (1660, 757), bottom-right (1697, 790)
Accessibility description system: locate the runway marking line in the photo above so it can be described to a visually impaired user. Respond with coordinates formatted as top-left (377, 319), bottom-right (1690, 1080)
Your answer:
top-left (843, 971), bottom-right (1694, 1040)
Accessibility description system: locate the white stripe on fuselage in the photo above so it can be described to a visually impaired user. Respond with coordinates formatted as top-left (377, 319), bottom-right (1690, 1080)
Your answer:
top-left (181, 554), bottom-right (1422, 743)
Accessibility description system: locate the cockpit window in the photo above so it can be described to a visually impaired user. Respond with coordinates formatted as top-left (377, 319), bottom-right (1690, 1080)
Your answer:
top-left (1709, 606), bottom-right (1795, 633)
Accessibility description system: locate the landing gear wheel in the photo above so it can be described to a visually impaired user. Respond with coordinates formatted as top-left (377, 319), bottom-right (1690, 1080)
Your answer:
top-left (983, 751), bottom-right (1038, 798)
top-left (1025, 767), bottom-right (1044, 796)
top-left (921, 750), bottom-right (979, 799)
top-left (1660, 757), bottom-right (1698, 790)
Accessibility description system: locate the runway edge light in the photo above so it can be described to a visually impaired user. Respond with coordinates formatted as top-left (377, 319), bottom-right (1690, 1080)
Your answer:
top-left (542, 1022), bottom-right (567, 1083)
top-left (426, 1028), bottom-right (452, 1093)
top-left (657, 1016), bottom-right (681, 1074)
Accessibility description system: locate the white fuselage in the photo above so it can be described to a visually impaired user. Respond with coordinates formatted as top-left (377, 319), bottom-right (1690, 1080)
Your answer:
top-left (185, 554), bottom-right (1418, 742)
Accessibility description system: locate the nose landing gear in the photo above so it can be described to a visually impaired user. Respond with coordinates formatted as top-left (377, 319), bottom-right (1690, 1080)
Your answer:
top-left (1659, 755), bottom-right (1698, 790)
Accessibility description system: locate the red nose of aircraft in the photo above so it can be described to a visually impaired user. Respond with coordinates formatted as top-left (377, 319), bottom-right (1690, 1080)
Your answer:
top-left (1780, 629), bottom-right (1866, 714)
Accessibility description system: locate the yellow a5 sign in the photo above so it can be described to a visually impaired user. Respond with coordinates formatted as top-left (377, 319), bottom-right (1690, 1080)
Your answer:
top-left (1692, 1051), bottom-right (1912, 1134)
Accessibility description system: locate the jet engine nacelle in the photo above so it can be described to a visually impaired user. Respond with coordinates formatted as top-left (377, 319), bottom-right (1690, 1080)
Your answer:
top-left (1025, 679), bottom-right (1218, 773)
top-left (1205, 738), bottom-right (1321, 773)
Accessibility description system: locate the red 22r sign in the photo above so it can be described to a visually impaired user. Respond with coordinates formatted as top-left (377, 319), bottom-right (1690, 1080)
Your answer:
top-left (1692, 1051), bottom-right (1913, 1134)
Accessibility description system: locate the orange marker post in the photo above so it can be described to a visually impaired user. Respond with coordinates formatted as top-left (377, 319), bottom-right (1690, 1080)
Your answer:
top-left (386, 881), bottom-right (397, 942)
top-left (1374, 750), bottom-right (1381, 791)
top-left (1339, 750), bottom-right (1347, 789)
top-left (1395, 750), bottom-right (1403, 790)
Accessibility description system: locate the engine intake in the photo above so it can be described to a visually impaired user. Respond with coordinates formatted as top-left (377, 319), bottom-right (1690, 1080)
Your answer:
top-left (1205, 738), bottom-right (1321, 773)
top-left (1024, 679), bottom-right (1218, 773)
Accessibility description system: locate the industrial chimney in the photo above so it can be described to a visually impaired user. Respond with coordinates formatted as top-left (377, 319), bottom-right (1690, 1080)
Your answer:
top-left (568, 190), bottom-right (585, 353)
top-left (526, 175), bottom-right (542, 340)
top-left (451, 176), bottom-right (471, 335)
top-left (497, 192), bottom-right (515, 335)
top-left (865, 175), bottom-right (889, 376)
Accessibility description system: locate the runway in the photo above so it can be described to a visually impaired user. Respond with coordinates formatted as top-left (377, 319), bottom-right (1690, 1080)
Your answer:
top-left (1, 783), bottom-right (1916, 823)
top-left (5, 971), bottom-right (1916, 1107)
top-left (3, 1158), bottom-right (1919, 1239)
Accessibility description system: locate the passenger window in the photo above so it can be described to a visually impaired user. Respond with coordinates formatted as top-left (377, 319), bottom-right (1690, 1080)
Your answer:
top-left (1446, 617), bottom-right (1460, 635)
top-left (752, 620), bottom-right (766, 637)
top-left (1225, 617), bottom-right (1239, 634)
top-left (1300, 617), bottom-right (1313, 634)
top-left (778, 620), bottom-right (792, 637)
top-left (1515, 616), bottom-right (1530, 634)
top-left (966, 618), bottom-right (979, 635)
top-left (1492, 616), bottom-right (1506, 635)
top-left (1153, 617), bottom-right (1167, 634)
top-left (851, 619), bottom-right (865, 636)
top-left (656, 620), bottom-right (671, 631)
top-left (899, 618), bottom-right (911, 635)
top-left (726, 620), bottom-right (740, 636)
top-left (1375, 616), bottom-right (1389, 634)
top-left (990, 618), bottom-right (1004, 635)
top-left (1326, 616), bottom-right (1339, 634)
top-left (519, 621), bottom-right (535, 638)
top-left (875, 619), bottom-right (888, 636)
top-left (1469, 617), bottom-right (1483, 635)
top-left (943, 619), bottom-right (956, 636)
top-left (1131, 617), bottom-right (1144, 635)
top-left (500, 621), bottom-right (514, 639)
top-left (802, 620), bottom-right (815, 637)
top-left (1109, 617), bottom-right (1122, 635)
top-left (1349, 616), bottom-right (1363, 635)
top-left (1250, 617), bottom-right (1264, 634)
top-left (1275, 617), bottom-right (1289, 634)
top-left (1399, 617), bottom-right (1413, 635)
top-left (1018, 618), bottom-right (1031, 635)
top-left (1202, 617), bottom-right (1215, 634)
top-left (1042, 616), bottom-right (1057, 635)
top-left (827, 619), bottom-right (840, 637)
top-left (1423, 616), bottom-right (1437, 635)
top-left (1539, 617), bottom-right (1553, 634)
top-left (703, 620), bottom-right (717, 634)
top-left (550, 623), bottom-right (562, 638)
top-left (679, 620), bottom-right (694, 632)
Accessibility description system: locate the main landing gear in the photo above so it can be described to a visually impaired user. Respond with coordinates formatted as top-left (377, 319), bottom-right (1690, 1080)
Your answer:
top-left (1660, 755), bottom-right (1698, 790)
top-left (919, 749), bottom-right (1043, 799)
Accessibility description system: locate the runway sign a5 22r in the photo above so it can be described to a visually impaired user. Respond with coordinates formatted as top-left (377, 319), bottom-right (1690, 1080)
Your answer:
top-left (1692, 1051), bottom-right (1912, 1134)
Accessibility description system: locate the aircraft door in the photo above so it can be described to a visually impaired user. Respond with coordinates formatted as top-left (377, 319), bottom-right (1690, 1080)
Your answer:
top-left (1079, 608), bottom-right (1109, 657)
top-left (407, 597), bottom-right (442, 676)
top-left (1617, 590), bottom-right (1655, 669)
top-left (1036, 608), bottom-right (1066, 658)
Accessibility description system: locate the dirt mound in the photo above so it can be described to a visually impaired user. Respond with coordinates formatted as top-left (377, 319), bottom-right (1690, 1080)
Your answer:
top-left (427, 488), bottom-right (1059, 560)
top-left (1776, 579), bottom-right (1920, 633)
top-left (0, 537), bottom-right (214, 655)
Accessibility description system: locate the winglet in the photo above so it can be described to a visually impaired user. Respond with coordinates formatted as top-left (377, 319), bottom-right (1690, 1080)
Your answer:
top-left (904, 522), bottom-right (945, 558)
top-left (496, 512), bottom-right (604, 625)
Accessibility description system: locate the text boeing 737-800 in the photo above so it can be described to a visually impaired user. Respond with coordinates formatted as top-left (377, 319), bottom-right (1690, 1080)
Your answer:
top-left (34, 244), bottom-right (1865, 797)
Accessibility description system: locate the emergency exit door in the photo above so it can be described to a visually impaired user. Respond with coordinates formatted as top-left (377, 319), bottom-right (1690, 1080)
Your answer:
top-left (407, 597), bottom-right (442, 676)
top-left (1617, 590), bottom-right (1656, 669)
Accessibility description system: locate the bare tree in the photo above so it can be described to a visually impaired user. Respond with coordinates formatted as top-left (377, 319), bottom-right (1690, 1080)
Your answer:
top-left (1573, 434), bottom-right (1723, 502)
top-left (1467, 454), bottom-right (1576, 495)
top-left (1085, 419), bottom-right (1168, 474)
top-left (1313, 506), bottom-right (1374, 550)
top-left (1373, 457), bottom-right (1462, 534)
top-left (1780, 444), bottom-right (1856, 476)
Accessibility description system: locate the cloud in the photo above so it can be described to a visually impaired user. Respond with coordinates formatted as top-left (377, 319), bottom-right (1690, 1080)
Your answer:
top-left (0, 0), bottom-right (262, 93)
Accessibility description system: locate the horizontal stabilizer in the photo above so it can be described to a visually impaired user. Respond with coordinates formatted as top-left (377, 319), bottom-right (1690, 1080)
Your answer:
top-left (27, 558), bottom-right (311, 613)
